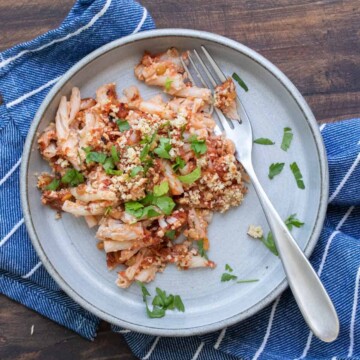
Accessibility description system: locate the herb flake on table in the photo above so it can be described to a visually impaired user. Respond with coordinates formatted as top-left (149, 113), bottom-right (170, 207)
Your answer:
top-left (237, 279), bottom-right (259, 284)
top-left (232, 72), bottom-right (249, 92)
top-left (253, 138), bottom-right (275, 145)
top-left (290, 162), bottom-right (305, 189)
top-left (136, 281), bottom-right (185, 318)
top-left (281, 127), bottom-right (293, 151)
top-left (268, 162), bottom-right (285, 179)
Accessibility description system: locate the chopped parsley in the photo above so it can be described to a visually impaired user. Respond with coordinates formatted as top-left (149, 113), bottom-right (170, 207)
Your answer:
top-left (140, 131), bottom-right (157, 161)
top-left (237, 279), bottom-right (259, 284)
top-left (154, 138), bottom-right (172, 159)
top-left (85, 151), bottom-right (107, 165)
top-left (178, 167), bottom-right (201, 184)
top-left (268, 162), bottom-right (285, 180)
top-left (125, 202), bottom-right (160, 219)
top-left (221, 273), bottom-right (238, 282)
top-left (172, 156), bottom-right (186, 172)
top-left (104, 206), bottom-right (112, 216)
top-left (116, 119), bottom-right (130, 132)
top-left (253, 138), bottom-right (275, 145)
top-left (165, 230), bottom-right (176, 240)
top-left (111, 145), bottom-right (120, 163)
top-left (189, 135), bottom-right (207, 157)
top-left (198, 239), bottom-right (208, 260)
top-left (281, 127), bottom-right (293, 151)
top-left (130, 166), bottom-right (143, 178)
top-left (290, 162), bottom-right (305, 189)
top-left (164, 77), bottom-right (173, 92)
top-left (232, 72), bottom-right (249, 92)
top-left (136, 281), bottom-right (185, 319)
top-left (225, 264), bottom-right (233, 272)
top-left (259, 214), bottom-right (304, 256)
top-left (61, 169), bottom-right (84, 187)
top-left (152, 196), bottom-right (176, 215)
top-left (46, 178), bottom-right (60, 191)
top-left (153, 181), bottom-right (169, 197)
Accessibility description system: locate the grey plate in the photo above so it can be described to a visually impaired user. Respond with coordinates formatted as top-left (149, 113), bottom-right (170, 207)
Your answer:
top-left (20, 29), bottom-right (328, 336)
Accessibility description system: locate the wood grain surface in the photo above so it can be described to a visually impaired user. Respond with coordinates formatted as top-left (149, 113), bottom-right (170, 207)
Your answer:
top-left (0, 0), bottom-right (359, 359)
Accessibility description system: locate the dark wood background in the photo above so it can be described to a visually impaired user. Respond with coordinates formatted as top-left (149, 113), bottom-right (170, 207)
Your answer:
top-left (0, 0), bottom-right (359, 359)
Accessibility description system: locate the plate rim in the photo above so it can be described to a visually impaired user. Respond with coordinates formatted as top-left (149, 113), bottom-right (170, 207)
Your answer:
top-left (20, 28), bottom-right (329, 336)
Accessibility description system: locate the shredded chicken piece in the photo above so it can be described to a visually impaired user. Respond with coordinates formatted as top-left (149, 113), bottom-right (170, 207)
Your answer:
top-left (214, 78), bottom-right (240, 120)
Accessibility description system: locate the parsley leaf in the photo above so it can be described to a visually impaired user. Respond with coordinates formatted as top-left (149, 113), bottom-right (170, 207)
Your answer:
top-left (140, 144), bottom-right (150, 161)
top-left (130, 166), bottom-right (143, 178)
top-left (232, 72), bottom-right (249, 92)
top-left (154, 138), bottom-right (172, 159)
top-left (172, 156), bottom-right (186, 172)
top-left (174, 295), bottom-right (185, 312)
top-left (237, 279), bottom-right (259, 284)
top-left (260, 231), bottom-right (278, 256)
top-left (125, 201), bottom-right (144, 218)
top-left (178, 167), bottom-right (201, 184)
top-left (253, 138), bottom-right (275, 145)
top-left (106, 169), bottom-right (123, 176)
top-left (104, 206), bottom-right (112, 216)
top-left (146, 306), bottom-right (166, 318)
top-left (142, 206), bottom-right (161, 219)
top-left (85, 151), bottom-right (107, 164)
top-left (221, 273), bottom-right (238, 282)
top-left (46, 178), bottom-right (60, 191)
top-left (285, 214), bottom-right (304, 231)
top-left (198, 239), bottom-right (208, 260)
top-left (153, 181), bottom-right (169, 197)
top-left (281, 127), bottom-right (293, 151)
top-left (225, 264), bottom-right (233, 272)
top-left (116, 119), bottom-right (130, 132)
top-left (164, 77), bottom-right (173, 91)
top-left (61, 169), bottom-right (84, 187)
top-left (136, 280), bottom-right (150, 302)
top-left (268, 162), bottom-right (285, 179)
top-left (165, 230), bottom-right (176, 240)
top-left (153, 196), bottom-right (176, 215)
top-left (189, 135), bottom-right (207, 157)
top-left (111, 145), bottom-right (120, 163)
top-left (290, 162), bottom-right (305, 189)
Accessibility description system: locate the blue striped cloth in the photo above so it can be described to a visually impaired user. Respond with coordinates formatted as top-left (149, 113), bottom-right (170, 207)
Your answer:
top-left (0, 1), bottom-right (359, 359)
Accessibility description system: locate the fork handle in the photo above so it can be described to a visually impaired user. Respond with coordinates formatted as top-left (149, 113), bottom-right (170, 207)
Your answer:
top-left (243, 161), bottom-right (339, 342)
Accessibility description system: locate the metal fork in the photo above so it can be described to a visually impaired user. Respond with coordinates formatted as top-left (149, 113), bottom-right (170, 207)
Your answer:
top-left (183, 46), bottom-right (339, 342)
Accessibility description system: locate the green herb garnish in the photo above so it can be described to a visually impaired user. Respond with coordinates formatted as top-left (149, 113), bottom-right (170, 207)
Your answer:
top-left (136, 282), bottom-right (185, 319)
top-left (85, 151), bottom-right (107, 165)
top-left (172, 156), bottom-right (186, 172)
top-left (152, 196), bottom-right (176, 215)
top-left (165, 230), bottom-right (176, 240)
top-left (253, 138), bottom-right (275, 145)
top-left (153, 181), bottom-right (169, 197)
top-left (116, 119), bottom-right (130, 132)
top-left (164, 77), bottom-right (173, 92)
top-left (178, 167), bottom-right (201, 184)
top-left (130, 166), bottom-right (143, 178)
top-left (290, 162), bottom-right (305, 189)
top-left (111, 145), bottom-right (120, 163)
top-left (61, 169), bottom-right (84, 187)
top-left (221, 273), bottom-right (238, 282)
top-left (198, 239), bottom-right (208, 260)
top-left (189, 135), bottom-right (207, 157)
top-left (46, 178), bottom-right (60, 191)
top-left (232, 72), bottom-right (249, 92)
top-left (268, 162), bottom-right (285, 179)
top-left (237, 279), bottom-right (259, 284)
top-left (154, 138), bottom-right (172, 159)
top-left (225, 264), bottom-right (233, 272)
top-left (285, 214), bottom-right (305, 230)
top-left (281, 127), bottom-right (293, 151)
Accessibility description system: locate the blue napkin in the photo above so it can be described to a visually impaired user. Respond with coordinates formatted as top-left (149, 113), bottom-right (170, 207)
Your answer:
top-left (0, 1), bottom-right (359, 358)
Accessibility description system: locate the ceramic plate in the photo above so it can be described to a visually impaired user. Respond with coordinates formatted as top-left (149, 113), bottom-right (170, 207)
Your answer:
top-left (21, 29), bottom-right (328, 336)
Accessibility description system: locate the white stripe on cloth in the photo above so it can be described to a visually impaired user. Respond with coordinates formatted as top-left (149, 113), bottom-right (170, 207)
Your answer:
top-left (191, 342), bottom-right (205, 360)
top-left (214, 327), bottom-right (227, 349)
top-left (328, 152), bottom-right (360, 203)
top-left (0, 218), bottom-right (24, 247)
top-left (252, 296), bottom-right (281, 360)
top-left (319, 123), bottom-right (327, 132)
top-left (0, 157), bottom-right (21, 186)
top-left (0, 0), bottom-right (112, 69)
top-left (132, 7), bottom-right (148, 34)
top-left (115, 329), bottom-right (131, 334)
top-left (22, 261), bottom-right (42, 279)
top-left (348, 266), bottom-right (360, 357)
top-left (296, 206), bottom-right (354, 359)
top-left (142, 336), bottom-right (160, 360)
top-left (6, 76), bottom-right (62, 108)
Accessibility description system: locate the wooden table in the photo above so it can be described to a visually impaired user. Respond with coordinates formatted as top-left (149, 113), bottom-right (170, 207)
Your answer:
top-left (0, 1), bottom-right (359, 359)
